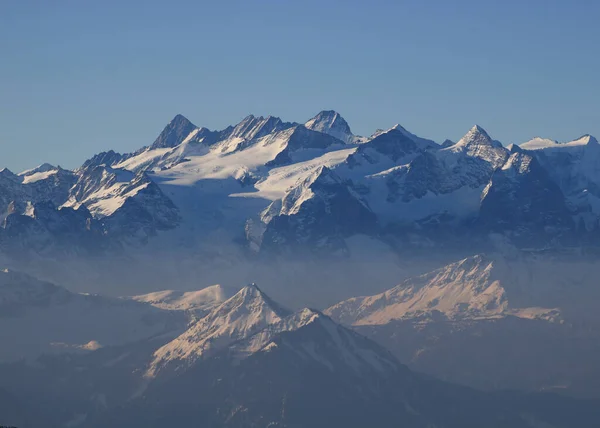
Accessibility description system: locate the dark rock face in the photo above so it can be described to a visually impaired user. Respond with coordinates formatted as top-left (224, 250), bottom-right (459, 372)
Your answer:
top-left (102, 175), bottom-right (180, 242)
top-left (0, 167), bottom-right (76, 218)
top-left (80, 150), bottom-right (125, 169)
top-left (358, 129), bottom-right (421, 162)
top-left (25, 167), bottom-right (77, 207)
top-left (305, 110), bottom-right (354, 143)
top-left (385, 151), bottom-right (450, 202)
top-left (150, 114), bottom-right (198, 150)
top-left (258, 167), bottom-right (377, 253)
top-left (0, 161), bottom-right (180, 256)
top-left (479, 150), bottom-right (575, 246)
top-left (1, 201), bottom-right (107, 255)
top-left (267, 125), bottom-right (343, 166)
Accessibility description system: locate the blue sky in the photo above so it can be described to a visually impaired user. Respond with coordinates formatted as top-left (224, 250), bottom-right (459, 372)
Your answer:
top-left (1, 0), bottom-right (599, 171)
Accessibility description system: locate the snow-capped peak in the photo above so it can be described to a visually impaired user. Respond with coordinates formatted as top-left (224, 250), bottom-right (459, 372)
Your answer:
top-left (305, 110), bottom-right (354, 144)
top-left (521, 134), bottom-right (598, 151)
top-left (388, 124), bottom-right (438, 148)
top-left (170, 113), bottom-right (195, 127)
top-left (146, 283), bottom-right (290, 376)
top-left (150, 114), bottom-right (198, 150)
top-left (455, 124), bottom-right (494, 147)
top-left (440, 124), bottom-right (508, 169)
top-left (326, 254), bottom-right (560, 326)
top-left (228, 115), bottom-right (286, 141)
top-left (569, 134), bottom-right (598, 146)
top-left (18, 163), bottom-right (57, 177)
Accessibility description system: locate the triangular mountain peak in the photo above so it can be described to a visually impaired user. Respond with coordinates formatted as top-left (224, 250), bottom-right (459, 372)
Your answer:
top-left (568, 134), bottom-right (598, 146)
top-left (305, 110), bottom-right (354, 144)
top-left (384, 123), bottom-right (438, 148)
top-left (456, 124), bottom-right (493, 146)
top-left (147, 283), bottom-right (290, 377)
top-left (150, 114), bottom-right (198, 150)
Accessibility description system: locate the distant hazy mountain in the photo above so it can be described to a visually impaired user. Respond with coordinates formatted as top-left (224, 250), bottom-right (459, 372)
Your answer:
top-left (1, 283), bottom-right (599, 428)
top-left (0, 269), bottom-right (194, 362)
top-left (326, 252), bottom-right (600, 398)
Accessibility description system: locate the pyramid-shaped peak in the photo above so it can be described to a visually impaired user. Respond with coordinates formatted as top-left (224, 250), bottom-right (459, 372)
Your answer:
top-left (306, 110), bottom-right (348, 126)
top-left (305, 110), bottom-right (353, 143)
top-left (237, 282), bottom-right (264, 298)
top-left (224, 283), bottom-right (290, 316)
top-left (456, 124), bottom-right (493, 146)
top-left (470, 124), bottom-right (490, 136)
top-left (147, 282), bottom-right (290, 376)
top-left (170, 113), bottom-right (194, 125)
top-left (383, 123), bottom-right (438, 149)
top-left (151, 114), bottom-right (198, 150)
top-left (314, 110), bottom-right (342, 119)
top-left (571, 134), bottom-right (598, 145)
top-left (390, 123), bottom-right (408, 132)
top-left (0, 168), bottom-right (18, 180)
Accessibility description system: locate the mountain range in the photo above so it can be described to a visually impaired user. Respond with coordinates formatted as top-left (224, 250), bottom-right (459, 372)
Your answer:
top-left (2, 110), bottom-right (600, 307)
top-left (326, 252), bottom-right (600, 398)
top-left (1, 278), bottom-right (599, 428)
top-left (3, 110), bottom-right (600, 426)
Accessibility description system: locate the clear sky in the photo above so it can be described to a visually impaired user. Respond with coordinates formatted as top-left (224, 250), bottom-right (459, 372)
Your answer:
top-left (1, 0), bottom-right (599, 172)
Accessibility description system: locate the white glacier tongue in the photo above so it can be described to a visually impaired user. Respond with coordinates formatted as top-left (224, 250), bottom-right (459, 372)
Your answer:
top-left (146, 283), bottom-right (290, 376)
top-left (304, 110), bottom-right (355, 144)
